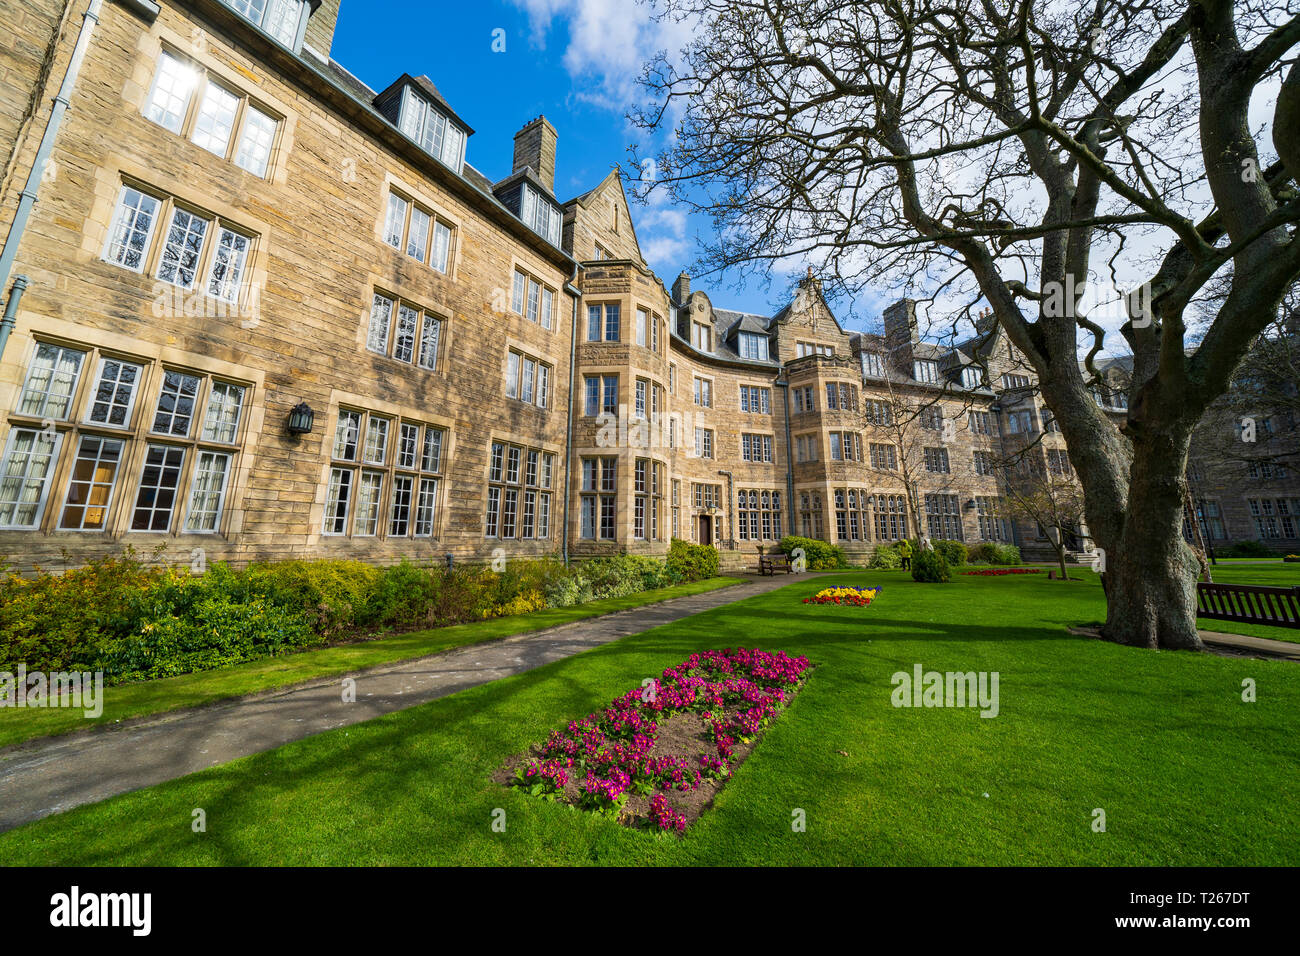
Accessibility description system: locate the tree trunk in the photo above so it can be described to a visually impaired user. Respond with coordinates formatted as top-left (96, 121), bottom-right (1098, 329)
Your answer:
top-left (1056, 543), bottom-right (1070, 582)
top-left (1099, 432), bottom-right (1203, 650)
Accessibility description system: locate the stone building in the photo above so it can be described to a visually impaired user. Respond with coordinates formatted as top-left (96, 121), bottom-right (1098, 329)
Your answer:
top-left (0, 0), bottom-right (1294, 574)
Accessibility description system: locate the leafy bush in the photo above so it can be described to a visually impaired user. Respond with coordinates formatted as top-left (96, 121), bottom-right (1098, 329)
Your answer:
top-left (968, 542), bottom-right (1022, 566)
top-left (911, 549), bottom-right (951, 583)
top-left (931, 539), bottom-right (968, 567)
top-left (666, 539), bottom-right (720, 581)
top-left (868, 547), bottom-right (902, 570)
top-left (245, 559), bottom-right (382, 636)
top-left (2, 551), bottom-right (693, 685)
top-left (777, 535), bottom-right (845, 570)
top-left (1217, 540), bottom-right (1279, 558)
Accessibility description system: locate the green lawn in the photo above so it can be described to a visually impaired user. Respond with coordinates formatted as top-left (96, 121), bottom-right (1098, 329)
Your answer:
top-left (2, 568), bottom-right (1296, 866)
top-left (0, 576), bottom-right (743, 749)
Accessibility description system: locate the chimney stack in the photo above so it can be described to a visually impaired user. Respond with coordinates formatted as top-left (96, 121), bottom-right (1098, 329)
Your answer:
top-left (512, 115), bottom-right (557, 193)
top-left (883, 298), bottom-right (919, 371)
top-left (672, 272), bottom-right (691, 304)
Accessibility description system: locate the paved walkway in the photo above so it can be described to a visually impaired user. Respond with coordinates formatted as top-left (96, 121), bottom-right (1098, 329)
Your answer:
top-left (0, 572), bottom-right (808, 833)
top-left (1067, 625), bottom-right (1300, 661)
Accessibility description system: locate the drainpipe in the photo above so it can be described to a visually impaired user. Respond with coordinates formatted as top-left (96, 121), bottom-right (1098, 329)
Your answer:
top-left (717, 469), bottom-right (734, 549)
top-left (0, 276), bottom-right (29, 361)
top-left (776, 373), bottom-right (796, 535)
top-left (561, 262), bottom-right (583, 566)
top-left (0, 0), bottom-right (104, 318)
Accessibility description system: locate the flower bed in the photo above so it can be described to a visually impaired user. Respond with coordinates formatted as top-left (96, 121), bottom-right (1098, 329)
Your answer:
top-left (960, 568), bottom-right (1042, 576)
top-left (496, 648), bottom-right (811, 833)
top-left (802, 585), bottom-right (881, 606)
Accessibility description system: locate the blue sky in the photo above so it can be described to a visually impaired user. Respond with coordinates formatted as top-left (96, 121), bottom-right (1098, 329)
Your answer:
top-left (329, 0), bottom-right (839, 322)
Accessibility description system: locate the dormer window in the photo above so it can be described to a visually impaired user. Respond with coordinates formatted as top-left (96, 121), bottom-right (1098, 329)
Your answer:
top-left (913, 360), bottom-right (938, 384)
top-left (861, 352), bottom-right (883, 377)
top-left (221, 0), bottom-right (309, 51)
top-left (960, 366), bottom-right (983, 389)
top-left (398, 87), bottom-right (466, 173)
top-left (692, 322), bottom-right (712, 352)
top-left (520, 185), bottom-right (561, 246)
top-left (738, 332), bottom-right (769, 361)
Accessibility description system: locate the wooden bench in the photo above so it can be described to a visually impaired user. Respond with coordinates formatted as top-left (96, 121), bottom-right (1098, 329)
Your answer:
top-left (758, 552), bottom-right (794, 575)
top-left (1196, 582), bottom-right (1300, 629)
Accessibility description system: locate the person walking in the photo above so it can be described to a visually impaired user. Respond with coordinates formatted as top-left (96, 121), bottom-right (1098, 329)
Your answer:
top-left (897, 538), bottom-right (913, 571)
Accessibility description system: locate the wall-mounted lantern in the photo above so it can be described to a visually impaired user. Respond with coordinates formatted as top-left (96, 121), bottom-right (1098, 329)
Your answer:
top-left (287, 401), bottom-right (315, 435)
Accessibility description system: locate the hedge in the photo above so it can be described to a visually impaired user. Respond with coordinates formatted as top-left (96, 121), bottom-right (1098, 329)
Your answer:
top-left (777, 535), bottom-right (845, 570)
top-left (0, 549), bottom-right (703, 685)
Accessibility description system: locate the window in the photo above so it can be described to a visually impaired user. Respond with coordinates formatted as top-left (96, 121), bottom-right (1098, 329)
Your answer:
top-left (220, 0), bottom-right (308, 50)
top-left (505, 349), bottom-right (551, 409)
top-left (519, 184), bottom-right (562, 245)
top-left (875, 494), bottom-right (908, 541)
top-left (739, 385), bottom-right (771, 415)
top-left (968, 410), bottom-right (996, 436)
top-left (17, 343), bottom-right (85, 420)
top-left (633, 459), bottom-right (666, 540)
top-left (792, 386), bottom-right (816, 414)
top-left (1041, 407), bottom-right (1060, 434)
top-left (104, 183), bottom-right (256, 303)
top-left (511, 268), bottom-right (556, 330)
top-left (487, 441), bottom-right (553, 539)
top-left (668, 363), bottom-right (677, 395)
top-left (738, 332), bottom-right (769, 361)
top-left (824, 382), bottom-right (858, 412)
top-left (798, 492), bottom-right (824, 538)
top-left (870, 442), bottom-right (897, 470)
top-left (3, 346), bottom-right (247, 534)
top-left (694, 427), bottom-right (714, 459)
top-left (861, 352), bottom-right (884, 377)
top-left (324, 409), bottom-right (445, 539)
top-left (913, 360), bottom-right (938, 384)
top-left (593, 243), bottom-right (610, 260)
top-left (583, 375), bottom-right (618, 416)
top-left (976, 497), bottom-right (1009, 541)
top-left (865, 400), bottom-right (893, 426)
top-left (398, 86), bottom-right (467, 172)
top-left (671, 479), bottom-right (680, 538)
top-left (634, 378), bottom-right (649, 419)
top-left (103, 186), bottom-right (160, 272)
top-left (924, 447), bottom-right (951, 473)
top-left (636, 308), bottom-right (662, 352)
top-left (693, 377), bottom-right (713, 408)
top-left (144, 49), bottom-right (282, 176)
top-left (920, 406), bottom-right (943, 430)
top-left (925, 493), bottom-right (963, 540)
top-left (580, 457), bottom-right (617, 540)
top-left (737, 489), bottom-right (782, 540)
top-left (0, 428), bottom-right (62, 529)
top-left (795, 434), bottom-right (818, 463)
top-left (960, 366), bottom-right (983, 389)
top-left (741, 434), bottom-right (775, 463)
top-left (382, 191), bottom-right (454, 274)
top-left (1006, 410), bottom-right (1035, 435)
top-left (1047, 448), bottom-right (1072, 476)
top-left (830, 431), bottom-right (862, 461)
top-left (693, 483), bottom-right (721, 510)
top-left (833, 489), bottom-right (870, 541)
top-left (973, 450), bottom-right (996, 476)
top-left (1002, 373), bottom-right (1031, 390)
top-left (587, 304), bottom-right (620, 342)
top-left (1247, 460), bottom-right (1284, 479)
top-left (365, 293), bottom-right (444, 370)
top-left (796, 341), bottom-right (834, 358)
top-left (691, 322), bottom-right (712, 352)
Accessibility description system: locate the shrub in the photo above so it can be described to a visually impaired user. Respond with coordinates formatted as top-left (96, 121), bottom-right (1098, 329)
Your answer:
top-left (245, 559), bottom-right (382, 636)
top-left (777, 535), bottom-right (844, 570)
top-left (666, 539), bottom-right (719, 581)
top-left (968, 542), bottom-right (1022, 566)
top-left (868, 547), bottom-right (902, 570)
top-left (931, 539), bottom-right (967, 567)
top-left (911, 549), bottom-right (951, 583)
top-left (366, 560), bottom-right (440, 627)
top-left (1217, 540), bottom-right (1279, 558)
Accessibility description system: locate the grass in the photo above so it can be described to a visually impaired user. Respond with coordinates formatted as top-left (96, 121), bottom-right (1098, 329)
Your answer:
top-left (0, 576), bottom-right (743, 750)
top-left (2, 568), bottom-right (1296, 866)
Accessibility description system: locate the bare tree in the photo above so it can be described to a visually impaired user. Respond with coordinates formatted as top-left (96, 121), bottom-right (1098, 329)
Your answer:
top-left (999, 454), bottom-right (1089, 580)
top-left (632, 0), bottom-right (1300, 648)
